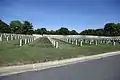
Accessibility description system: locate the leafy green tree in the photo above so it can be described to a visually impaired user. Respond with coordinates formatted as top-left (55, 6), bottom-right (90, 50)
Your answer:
top-left (116, 23), bottom-right (120, 35)
top-left (47, 30), bottom-right (56, 35)
top-left (80, 23), bottom-right (120, 36)
top-left (80, 29), bottom-right (96, 35)
top-left (69, 30), bottom-right (78, 35)
top-left (10, 20), bottom-right (23, 34)
top-left (56, 27), bottom-right (70, 35)
top-left (104, 23), bottom-right (115, 36)
top-left (40, 28), bottom-right (47, 34)
top-left (34, 28), bottom-right (47, 35)
top-left (95, 28), bottom-right (104, 36)
top-left (2, 19), bottom-right (120, 36)
top-left (104, 23), bottom-right (120, 36)
top-left (0, 20), bottom-right (10, 33)
top-left (23, 21), bottom-right (34, 34)
top-left (34, 29), bottom-right (41, 34)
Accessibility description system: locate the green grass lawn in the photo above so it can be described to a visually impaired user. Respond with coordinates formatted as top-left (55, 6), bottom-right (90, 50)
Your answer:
top-left (0, 37), bottom-right (120, 67)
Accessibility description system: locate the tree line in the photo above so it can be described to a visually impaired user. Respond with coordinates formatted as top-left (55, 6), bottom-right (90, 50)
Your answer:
top-left (80, 23), bottom-right (120, 36)
top-left (0, 20), bottom-right (120, 36)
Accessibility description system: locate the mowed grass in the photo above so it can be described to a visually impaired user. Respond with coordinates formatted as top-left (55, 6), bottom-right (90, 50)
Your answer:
top-left (0, 37), bottom-right (120, 67)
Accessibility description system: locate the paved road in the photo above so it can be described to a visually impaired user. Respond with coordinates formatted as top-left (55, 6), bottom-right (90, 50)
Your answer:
top-left (1, 55), bottom-right (120, 80)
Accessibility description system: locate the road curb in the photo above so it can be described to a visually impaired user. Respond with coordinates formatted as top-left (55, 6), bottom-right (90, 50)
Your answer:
top-left (0, 51), bottom-right (120, 77)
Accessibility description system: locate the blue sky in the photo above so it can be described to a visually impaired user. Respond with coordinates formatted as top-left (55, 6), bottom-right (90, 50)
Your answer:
top-left (0, 0), bottom-right (120, 32)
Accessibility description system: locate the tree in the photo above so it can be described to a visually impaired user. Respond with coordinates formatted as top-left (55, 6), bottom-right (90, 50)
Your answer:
top-left (34, 29), bottom-right (41, 34)
top-left (69, 30), bottom-right (78, 35)
top-left (2, 19), bottom-right (120, 36)
top-left (95, 28), bottom-right (104, 36)
top-left (40, 28), bottom-right (47, 34)
top-left (47, 30), bottom-right (56, 35)
top-left (0, 20), bottom-right (10, 33)
top-left (104, 23), bottom-right (120, 36)
top-left (34, 28), bottom-right (47, 35)
top-left (23, 21), bottom-right (34, 34)
top-left (80, 29), bottom-right (96, 35)
top-left (116, 23), bottom-right (120, 35)
top-left (104, 23), bottom-right (115, 36)
top-left (80, 23), bottom-right (120, 36)
top-left (10, 20), bottom-right (23, 34)
top-left (56, 27), bottom-right (70, 35)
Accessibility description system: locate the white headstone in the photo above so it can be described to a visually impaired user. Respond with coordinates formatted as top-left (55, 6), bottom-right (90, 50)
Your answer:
top-left (75, 40), bottom-right (78, 45)
top-left (20, 36), bottom-right (22, 39)
top-left (4, 35), bottom-right (7, 38)
top-left (95, 40), bottom-right (98, 45)
top-left (14, 36), bottom-right (17, 40)
top-left (0, 35), bottom-right (2, 38)
top-left (29, 38), bottom-right (31, 42)
top-left (80, 41), bottom-right (83, 46)
top-left (0, 37), bottom-right (2, 41)
top-left (31, 38), bottom-right (33, 42)
top-left (25, 39), bottom-right (27, 44)
top-left (20, 39), bottom-right (22, 46)
top-left (34, 37), bottom-right (36, 40)
top-left (100, 40), bottom-right (103, 44)
top-left (89, 40), bottom-right (92, 45)
top-left (28, 39), bottom-right (30, 43)
top-left (113, 41), bottom-right (115, 46)
top-left (56, 42), bottom-right (58, 48)
top-left (68, 39), bottom-right (71, 43)
top-left (7, 37), bottom-right (9, 41)
top-left (72, 40), bottom-right (74, 44)
top-left (18, 36), bottom-right (20, 39)
top-left (67, 39), bottom-right (69, 43)
top-left (11, 35), bottom-right (13, 40)
top-left (53, 41), bottom-right (56, 46)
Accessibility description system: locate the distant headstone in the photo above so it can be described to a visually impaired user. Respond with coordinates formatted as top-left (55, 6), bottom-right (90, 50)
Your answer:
top-left (89, 40), bottom-right (92, 45)
top-left (20, 39), bottom-right (22, 46)
top-left (80, 40), bottom-right (83, 46)
top-left (95, 40), bottom-right (98, 45)
top-left (56, 42), bottom-right (59, 48)
top-left (72, 40), bottom-right (74, 44)
top-left (25, 39), bottom-right (27, 44)
top-left (53, 41), bottom-right (56, 46)
top-left (7, 37), bottom-right (9, 41)
top-left (28, 38), bottom-right (30, 43)
top-left (11, 35), bottom-right (13, 40)
top-left (113, 41), bottom-right (115, 46)
top-left (75, 40), bottom-right (78, 45)
top-left (14, 36), bottom-right (17, 40)
top-left (0, 37), bottom-right (2, 41)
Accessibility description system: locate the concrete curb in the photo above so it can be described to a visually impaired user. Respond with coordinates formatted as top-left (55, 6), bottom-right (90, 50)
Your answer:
top-left (0, 51), bottom-right (120, 77)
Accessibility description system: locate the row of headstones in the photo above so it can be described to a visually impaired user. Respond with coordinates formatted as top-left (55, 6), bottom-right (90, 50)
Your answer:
top-left (0, 33), bottom-right (33, 37)
top-left (47, 37), bottom-right (59, 48)
top-left (0, 33), bottom-right (39, 46)
top-left (62, 38), bottom-right (83, 46)
top-left (19, 37), bottom-right (38, 46)
top-left (0, 33), bottom-right (34, 41)
top-left (58, 38), bottom-right (119, 46)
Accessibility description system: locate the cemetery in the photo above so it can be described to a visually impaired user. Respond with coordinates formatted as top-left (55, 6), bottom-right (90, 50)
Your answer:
top-left (0, 33), bottom-right (120, 67)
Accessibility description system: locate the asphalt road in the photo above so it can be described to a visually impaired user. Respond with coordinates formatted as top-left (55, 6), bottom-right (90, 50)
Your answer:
top-left (1, 55), bottom-right (120, 80)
